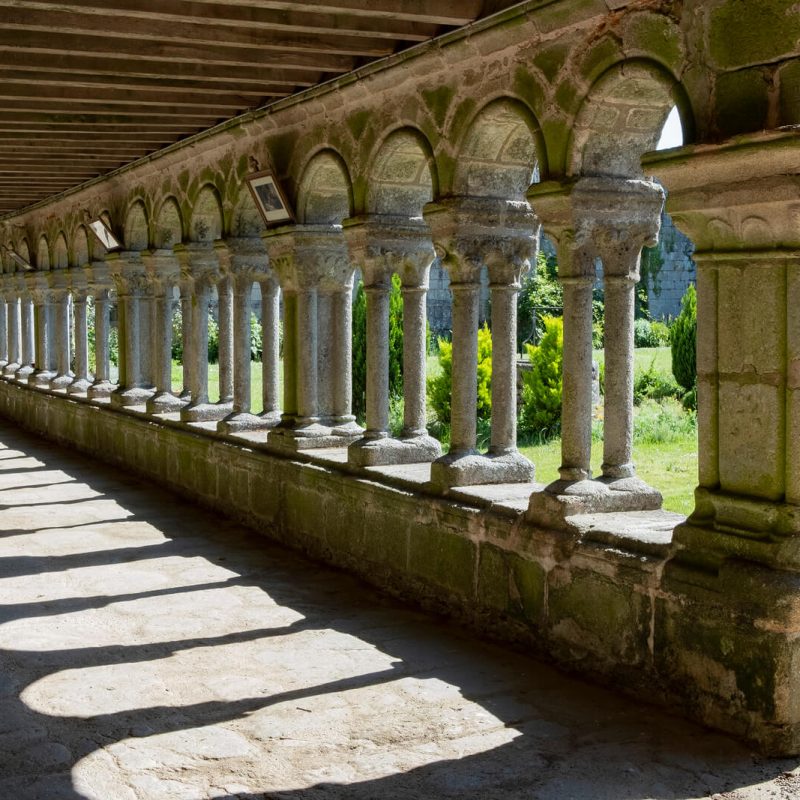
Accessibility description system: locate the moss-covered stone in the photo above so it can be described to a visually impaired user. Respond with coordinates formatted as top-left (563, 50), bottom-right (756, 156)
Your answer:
top-left (623, 11), bottom-right (684, 73)
top-left (422, 86), bottom-right (456, 131)
top-left (714, 68), bottom-right (770, 137)
top-left (578, 36), bottom-right (623, 84)
top-left (533, 42), bottom-right (571, 82)
top-left (778, 60), bottom-right (800, 126)
top-left (408, 527), bottom-right (475, 600)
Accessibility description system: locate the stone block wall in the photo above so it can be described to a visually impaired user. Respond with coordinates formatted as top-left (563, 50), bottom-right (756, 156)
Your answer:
top-left (644, 212), bottom-right (696, 320)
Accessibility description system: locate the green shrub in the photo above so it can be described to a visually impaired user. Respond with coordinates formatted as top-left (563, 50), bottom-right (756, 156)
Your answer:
top-left (633, 398), bottom-right (696, 444)
top-left (250, 313), bottom-right (262, 361)
top-left (519, 316), bottom-right (563, 441)
top-left (207, 315), bottom-right (219, 364)
top-left (428, 324), bottom-right (492, 426)
top-left (671, 284), bottom-right (697, 393)
top-left (169, 304), bottom-right (223, 365)
top-left (351, 275), bottom-right (405, 422)
top-left (517, 251), bottom-right (562, 349)
top-left (633, 360), bottom-right (682, 405)
top-left (634, 318), bottom-right (671, 348)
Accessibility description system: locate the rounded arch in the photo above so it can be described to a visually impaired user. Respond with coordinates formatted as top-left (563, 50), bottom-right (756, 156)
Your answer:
top-left (36, 235), bottom-right (50, 271)
top-left (453, 98), bottom-right (540, 200)
top-left (296, 149), bottom-right (353, 225)
top-left (154, 196), bottom-right (184, 248)
top-left (72, 225), bottom-right (90, 267)
top-left (190, 185), bottom-right (223, 242)
top-left (366, 127), bottom-right (437, 216)
top-left (568, 59), bottom-right (691, 179)
top-left (53, 232), bottom-right (69, 269)
top-left (124, 199), bottom-right (149, 251)
top-left (231, 188), bottom-right (264, 237)
top-left (17, 238), bottom-right (30, 268)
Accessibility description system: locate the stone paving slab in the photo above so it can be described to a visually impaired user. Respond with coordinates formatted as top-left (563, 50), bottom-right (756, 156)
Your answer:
top-left (0, 421), bottom-right (798, 799)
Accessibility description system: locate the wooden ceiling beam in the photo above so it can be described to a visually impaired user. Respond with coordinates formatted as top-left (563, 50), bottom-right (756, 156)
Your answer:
top-left (0, 109), bottom-right (226, 123)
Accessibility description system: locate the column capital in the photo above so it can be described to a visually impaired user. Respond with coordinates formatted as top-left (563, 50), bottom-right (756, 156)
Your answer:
top-left (173, 241), bottom-right (221, 288)
top-left (215, 237), bottom-right (272, 283)
top-left (343, 214), bottom-right (435, 290)
top-left (262, 223), bottom-right (353, 292)
top-left (106, 250), bottom-right (149, 296)
top-left (85, 260), bottom-right (114, 292)
top-left (644, 130), bottom-right (800, 254)
top-left (13, 273), bottom-right (31, 299)
top-left (423, 196), bottom-right (539, 285)
top-left (67, 269), bottom-right (90, 300)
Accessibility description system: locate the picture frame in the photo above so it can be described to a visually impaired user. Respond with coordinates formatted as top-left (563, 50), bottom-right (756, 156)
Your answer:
top-left (0, 245), bottom-right (32, 271)
top-left (246, 170), bottom-right (294, 226)
top-left (88, 219), bottom-right (121, 251)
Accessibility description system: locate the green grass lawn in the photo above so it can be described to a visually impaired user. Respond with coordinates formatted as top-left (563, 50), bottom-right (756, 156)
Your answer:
top-left (593, 345), bottom-right (673, 375)
top-left (171, 360), bottom-right (268, 410)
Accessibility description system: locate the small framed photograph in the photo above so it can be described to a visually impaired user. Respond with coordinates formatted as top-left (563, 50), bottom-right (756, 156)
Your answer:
top-left (5, 247), bottom-right (32, 270)
top-left (246, 170), bottom-right (294, 226)
top-left (89, 219), bottom-right (121, 251)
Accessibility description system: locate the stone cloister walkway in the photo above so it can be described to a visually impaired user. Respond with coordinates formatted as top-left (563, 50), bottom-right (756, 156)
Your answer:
top-left (0, 421), bottom-right (798, 800)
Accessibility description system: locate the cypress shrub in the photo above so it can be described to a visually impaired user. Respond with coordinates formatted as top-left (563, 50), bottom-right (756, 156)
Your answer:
top-left (519, 316), bottom-right (563, 440)
top-left (670, 284), bottom-right (697, 393)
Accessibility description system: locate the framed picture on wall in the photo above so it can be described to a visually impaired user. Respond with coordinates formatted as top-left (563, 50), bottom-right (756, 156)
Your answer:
top-left (246, 170), bottom-right (294, 226)
top-left (88, 219), bottom-right (121, 251)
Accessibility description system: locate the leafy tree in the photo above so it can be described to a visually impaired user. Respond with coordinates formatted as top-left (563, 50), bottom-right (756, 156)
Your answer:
top-left (519, 316), bottom-right (563, 440)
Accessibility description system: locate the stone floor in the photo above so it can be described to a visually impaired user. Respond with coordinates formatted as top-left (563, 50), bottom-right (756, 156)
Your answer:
top-left (0, 422), bottom-right (799, 800)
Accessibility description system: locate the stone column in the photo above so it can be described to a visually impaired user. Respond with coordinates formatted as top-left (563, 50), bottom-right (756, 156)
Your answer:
top-left (2, 292), bottom-right (19, 377)
top-left (0, 286), bottom-right (8, 371)
top-left (142, 250), bottom-right (185, 414)
top-left (85, 261), bottom-right (115, 399)
top-left (67, 277), bottom-right (92, 394)
top-left (139, 277), bottom-right (155, 391)
top-left (259, 275), bottom-right (281, 424)
top-left (29, 276), bottom-right (54, 387)
top-left (401, 284), bottom-right (429, 439)
top-left (263, 224), bottom-right (362, 451)
top-left (217, 237), bottom-right (277, 434)
top-left (175, 242), bottom-right (229, 422)
top-left (15, 280), bottom-right (35, 383)
top-left (48, 280), bottom-right (73, 391)
top-left (363, 279), bottom-right (391, 440)
top-left (179, 276), bottom-right (194, 401)
top-left (217, 273), bottom-right (234, 405)
top-left (424, 197), bottom-right (536, 489)
top-left (329, 283), bottom-right (360, 436)
top-left (108, 252), bottom-right (153, 407)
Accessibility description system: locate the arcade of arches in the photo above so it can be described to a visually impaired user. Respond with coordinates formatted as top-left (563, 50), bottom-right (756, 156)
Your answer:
top-left (0, 0), bottom-right (799, 756)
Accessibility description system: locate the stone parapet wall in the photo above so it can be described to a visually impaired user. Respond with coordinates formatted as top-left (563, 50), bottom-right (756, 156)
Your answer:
top-left (2, 379), bottom-right (798, 755)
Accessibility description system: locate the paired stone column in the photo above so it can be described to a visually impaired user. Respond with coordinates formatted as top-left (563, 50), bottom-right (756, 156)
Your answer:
top-left (258, 274), bottom-right (281, 425)
top-left (217, 238), bottom-right (277, 433)
top-left (178, 273), bottom-right (194, 401)
top-left (263, 224), bottom-right (362, 451)
top-left (424, 197), bottom-right (537, 489)
top-left (47, 271), bottom-right (73, 391)
top-left (0, 281), bottom-right (8, 372)
top-left (217, 272), bottom-right (234, 405)
top-left (1, 289), bottom-right (19, 377)
top-left (13, 275), bottom-right (34, 383)
top-left (175, 242), bottom-right (230, 422)
top-left (66, 270), bottom-right (92, 395)
top-left (29, 274), bottom-right (54, 387)
top-left (527, 178), bottom-right (663, 525)
top-left (85, 262), bottom-right (116, 399)
top-left (344, 215), bottom-right (441, 467)
top-left (108, 251), bottom-right (153, 407)
top-left (142, 250), bottom-right (185, 414)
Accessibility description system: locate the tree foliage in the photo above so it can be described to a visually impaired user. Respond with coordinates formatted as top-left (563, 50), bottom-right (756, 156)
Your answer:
top-left (519, 316), bottom-right (563, 440)
top-left (670, 283), bottom-right (697, 394)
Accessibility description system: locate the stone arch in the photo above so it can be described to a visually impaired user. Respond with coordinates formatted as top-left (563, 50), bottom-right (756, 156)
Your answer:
top-left (73, 225), bottom-right (90, 267)
top-left (453, 98), bottom-right (540, 200)
top-left (123, 199), bottom-right (149, 251)
top-left (36, 235), bottom-right (50, 271)
top-left (190, 185), bottom-right (223, 242)
top-left (154, 196), bottom-right (184, 248)
top-left (366, 127), bottom-right (437, 217)
top-left (569, 60), bottom-right (689, 179)
top-left (1, 240), bottom-right (13, 273)
top-left (231, 188), bottom-right (264, 237)
top-left (296, 150), bottom-right (353, 225)
top-left (17, 238), bottom-right (30, 269)
top-left (53, 232), bottom-right (68, 269)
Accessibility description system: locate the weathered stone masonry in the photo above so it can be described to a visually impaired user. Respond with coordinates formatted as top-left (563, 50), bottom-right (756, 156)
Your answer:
top-left (0, 0), bottom-right (799, 756)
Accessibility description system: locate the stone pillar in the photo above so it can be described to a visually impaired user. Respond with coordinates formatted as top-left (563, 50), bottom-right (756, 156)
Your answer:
top-left (142, 250), bottom-right (185, 414)
top-left (263, 224), bottom-right (362, 451)
top-left (67, 281), bottom-right (92, 395)
top-left (175, 242), bottom-right (229, 423)
top-left (15, 281), bottom-right (35, 383)
top-left (363, 280), bottom-right (391, 440)
top-left (401, 284), bottom-right (429, 438)
top-left (139, 278), bottom-right (155, 391)
top-left (48, 280), bottom-right (73, 391)
top-left (217, 273), bottom-right (234, 405)
top-left (29, 276), bottom-right (54, 387)
top-left (424, 197), bottom-right (536, 489)
top-left (641, 128), bottom-right (800, 757)
top-left (0, 286), bottom-right (7, 371)
top-left (179, 277), bottom-right (194, 401)
top-left (259, 275), bottom-right (281, 424)
top-left (85, 261), bottom-right (115, 399)
top-left (108, 252), bottom-right (153, 407)
top-left (527, 179), bottom-right (662, 526)
top-left (217, 238), bottom-right (278, 434)
top-left (2, 292), bottom-right (19, 377)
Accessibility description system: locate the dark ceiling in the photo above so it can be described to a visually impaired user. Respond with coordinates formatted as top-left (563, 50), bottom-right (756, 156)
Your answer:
top-left (0, 0), bottom-right (518, 216)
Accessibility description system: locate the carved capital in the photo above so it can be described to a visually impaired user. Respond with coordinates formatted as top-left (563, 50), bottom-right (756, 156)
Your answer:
top-left (218, 237), bottom-right (271, 283)
top-left (173, 241), bottom-right (221, 289)
top-left (423, 197), bottom-right (539, 285)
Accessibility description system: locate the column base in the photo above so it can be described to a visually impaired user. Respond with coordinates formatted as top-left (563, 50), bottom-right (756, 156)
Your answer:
top-left (3, 362), bottom-right (20, 378)
top-left (66, 377), bottom-right (92, 396)
top-left (146, 392), bottom-right (187, 414)
top-left (348, 434), bottom-right (442, 467)
top-left (527, 476), bottom-right (662, 530)
top-left (14, 365), bottom-right (34, 383)
top-left (29, 370), bottom-right (54, 388)
top-left (331, 418), bottom-right (364, 439)
top-left (429, 449), bottom-right (535, 491)
top-left (49, 373), bottom-right (75, 391)
top-left (267, 421), bottom-right (352, 451)
top-left (110, 387), bottom-right (154, 408)
top-left (217, 411), bottom-right (279, 434)
top-left (180, 401), bottom-right (232, 423)
top-left (87, 380), bottom-right (115, 399)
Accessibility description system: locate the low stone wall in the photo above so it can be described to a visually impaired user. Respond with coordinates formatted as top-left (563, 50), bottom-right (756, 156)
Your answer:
top-left (1, 379), bottom-right (797, 755)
